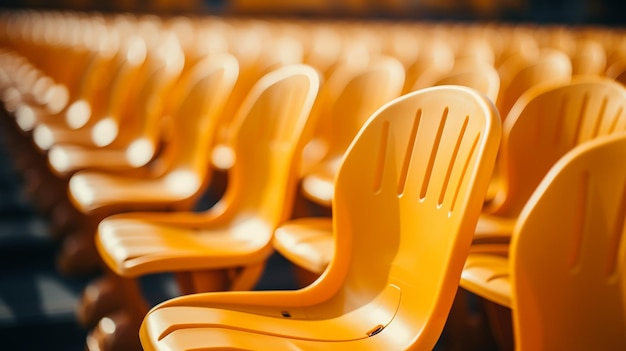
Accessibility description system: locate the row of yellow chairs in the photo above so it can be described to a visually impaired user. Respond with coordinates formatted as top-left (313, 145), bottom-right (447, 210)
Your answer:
top-left (1, 9), bottom-right (626, 351)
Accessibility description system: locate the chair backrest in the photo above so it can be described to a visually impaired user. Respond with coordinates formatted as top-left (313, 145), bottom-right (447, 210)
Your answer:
top-left (605, 58), bottom-right (626, 87)
top-left (497, 49), bottom-right (572, 119)
top-left (149, 53), bottom-right (239, 207)
top-left (403, 39), bottom-right (455, 93)
top-left (511, 133), bottom-right (626, 350)
top-left (62, 29), bottom-right (125, 130)
top-left (487, 77), bottom-right (626, 217)
top-left (431, 61), bottom-right (501, 103)
top-left (308, 85), bottom-right (500, 349)
top-left (210, 26), bottom-right (304, 170)
top-left (215, 64), bottom-right (320, 227)
top-left (570, 39), bottom-right (606, 77)
top-left (94, 31), bottom-right (185, 150)
top-left (318, 55), bottom-right (406, 162)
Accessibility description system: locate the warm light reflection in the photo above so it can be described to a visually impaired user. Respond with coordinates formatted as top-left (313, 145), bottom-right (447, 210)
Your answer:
top-left (165, 169), bottom-right (200, 196)
top-left (69, 175), bottom-right (94, 206)
top-left (32, 75), bottom-right (54, 104)
top-left (158, 34), bottom-right (185, 74)
top-left (2, 87), bottom-right (21, 112)
top-left (125, 138), bottom-right (154, 167)
top-left (125, 36), bottom-right (147, 66)
top-left (92, 117), bottom-right (118, 147)
top-left (211, 144), bottom-right (235, 170)
top-left (302, 175), bottom-right (334, 204)
top-left (48, 147), bottom-right (70, 172)
top-left (45, 84), bottom-right (69, 114)
top-left (15, 104), bottom-right (35, 131)
top-left (232, 217), bottom-right (270, 244)
top-left (33, 124), bottom-right (54, 150)
top-left (99, 317), bottom-right (116, 335)
top-left (66, 99), bottom-right (91, 129)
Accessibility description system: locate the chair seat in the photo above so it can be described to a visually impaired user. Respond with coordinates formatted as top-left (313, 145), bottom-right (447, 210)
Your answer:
top-left (68, 169), bottom-right (202, 214)
top-left (96, 215), bottom-right (274, 277)
top-left (273, 217), bottom-right (334, 274)
top-left (141, 284), bottom-right (401, 348)
top-left (33, 121), bottom-right (97, 151)
top-left (472, 214), bottom-right (516, 244)
top-left (47, 143), bottom-right (152, 176)
top-left (461, 253), bottom-right (511, 308)
top-left (300, 157), bottom-right (341, 207)
top-left (14, 104), bottom-right (63, 133)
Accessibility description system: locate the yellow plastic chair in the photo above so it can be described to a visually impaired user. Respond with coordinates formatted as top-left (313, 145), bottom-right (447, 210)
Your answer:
top-left (139, 85), bottom-right (501, 351)
top-left (82, 64), bottom-right (321, 351)
top-left (496, 49), bottom-right (572, 120)
top-left (430, 60), bottom-right (501, 104)
top-left (12, 22), bottom-right (100, 132)
top-left (46, 33), bottom-right (185, 178)
top-left (55, 53), bottom-right (239, 276)
top-left (570, 39), bottom-right (606, 77)
top-left (31, 29), bottom-right (125, 151)
top-left (298, 55), bottom-right (405, 208)
top-left (25, 32), bottom-right (183, 221)
top-left (605, 58), bottom-right (626, 86)
top-left (462, 133), bottom-right (626, 350)
top-left (277, 61), bottom-right (498, 283)
top-left (403, 38), bottom-right (455, 94)
top-left (475, 77), bottom-right (626, 253)
top-left (273, 56), bottom-right (404, 280)
top-left (210, 22), bottom-right (304, 171)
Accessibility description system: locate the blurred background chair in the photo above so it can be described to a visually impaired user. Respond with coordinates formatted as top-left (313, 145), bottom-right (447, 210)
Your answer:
top-left (82, 64), bottom-right (321, 351)
top-left (54, 53), bottom-right (239, 277)
top-left (474, 77), bottom-right (626, 254)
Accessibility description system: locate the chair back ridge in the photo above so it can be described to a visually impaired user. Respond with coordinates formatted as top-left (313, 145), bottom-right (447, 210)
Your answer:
top-left (64, 39), bottom-right (123, 130)
top-left (98, 35), bottom-right (151, 136)
top-left (162, 53), bottom-right (239, 176)
top-left (488, 77), bottom-right (626, 217)
top-left (511, 133), bottom-right (626, 350)
top-left (325, 56), bottom-right (405, 158)
top-left (431, 61), bottom-right (501, 103)
top-left (106, 34), bottom-right (185, 150)
top-left (496, 48), bottom-right (572, 119)
top-left (215, 64), bottom-right (321, 228)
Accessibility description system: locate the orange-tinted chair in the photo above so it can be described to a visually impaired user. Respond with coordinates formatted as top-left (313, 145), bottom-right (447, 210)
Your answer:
top-left (570, 39), bottom-right (606, 77)
top-left (298, 55), bottom-right (405, 208)
top-left (474, 77), bottom-right (626, 253)
top-left (82, 64), bottom-right (321, 351)
top-left (139, 85), bottom-right (501, 351)
top-left (462, 133), bottom-right (626, 350)
top-left (430, 60), bottom-right (500, 103)
top-left (46, 33), bottom-right (185, 178)
top-left (403, 38), bottom-right (455, 93)
top-left (55, 53), bottom-right (239, 276)
top-left (496, 48), bottom-right (572, 120)
top-left (276, 60), bottom-right (498, 283)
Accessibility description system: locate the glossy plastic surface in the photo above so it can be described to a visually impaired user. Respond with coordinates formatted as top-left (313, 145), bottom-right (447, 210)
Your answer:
top-left (67, 53), bottom-right (239, 215)
top-left (431, 61), bottom-right (500, 104)
top-left (299, 56), bottom-right (405, 207)
top-left (276, 61), bottom-right (499, 278)
top-left (475, 77), bottom-right (626, 250)
top-left (463, 134), bottom-right (626, 350)
top-left (496, 49), bottom-right (572, 120)
top-left (274, 56), bottom-right (405, 276)
top-left (47, 33), bottom-right (185, 177)
top-left (96, 64), bottom-right (321, 293)
top-left (139, 85), bottom-right (501, 351)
